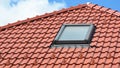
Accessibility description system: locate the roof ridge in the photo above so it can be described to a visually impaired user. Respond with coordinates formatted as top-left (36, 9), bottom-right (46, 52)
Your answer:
top-left (1, 3), bottom-right (120, 31)
top-left (0, 4), bottom-right (86, 31)
top-left (87, 3), bottom-right (120, 16)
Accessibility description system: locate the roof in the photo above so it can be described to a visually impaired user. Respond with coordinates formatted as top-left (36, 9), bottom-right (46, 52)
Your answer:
top-left (0, 3), bottom-right (120, 68)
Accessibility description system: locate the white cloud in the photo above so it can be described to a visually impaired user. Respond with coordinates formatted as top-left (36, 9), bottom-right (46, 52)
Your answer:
top-left (0, 0), bottom-right (66, 26)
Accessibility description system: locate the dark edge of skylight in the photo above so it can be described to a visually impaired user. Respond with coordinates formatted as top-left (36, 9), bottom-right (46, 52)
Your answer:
top-left (50, 23), bottom-right (96, 48)
top-left (52, 44), bottom-right (90, 48)
top-left (84, 24), bottom-right (95, 43)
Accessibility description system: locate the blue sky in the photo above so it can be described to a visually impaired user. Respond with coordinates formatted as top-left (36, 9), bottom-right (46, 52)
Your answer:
top-left (0, 0), bottom-right (120, 26)
top-left (49, 0), bottom-right (120, 11)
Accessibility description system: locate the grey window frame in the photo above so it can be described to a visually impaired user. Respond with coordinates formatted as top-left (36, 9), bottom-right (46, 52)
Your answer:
top-left (53, 24), bottom-right (95, 44)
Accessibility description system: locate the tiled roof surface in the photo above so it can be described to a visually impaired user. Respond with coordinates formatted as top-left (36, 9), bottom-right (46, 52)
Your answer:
top-left (0, 3), bottom-right (120, 68)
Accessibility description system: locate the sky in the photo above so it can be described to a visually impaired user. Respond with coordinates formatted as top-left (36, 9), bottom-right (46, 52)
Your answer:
top-left (0, 0), bottom-right (120, 26)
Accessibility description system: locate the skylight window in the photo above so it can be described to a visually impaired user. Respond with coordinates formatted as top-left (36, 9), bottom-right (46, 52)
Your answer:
top-left (59, 26), bottom-right (89, 40)
top-left (51, 24), bottom-right (95, 47)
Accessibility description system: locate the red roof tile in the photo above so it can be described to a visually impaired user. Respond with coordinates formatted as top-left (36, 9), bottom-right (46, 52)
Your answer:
top-left (0, 3), bottom-right (120, 68)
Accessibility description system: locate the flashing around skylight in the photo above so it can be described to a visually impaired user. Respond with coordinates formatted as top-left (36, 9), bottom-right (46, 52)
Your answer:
top-left (51, 24), bottom-right (95, 48)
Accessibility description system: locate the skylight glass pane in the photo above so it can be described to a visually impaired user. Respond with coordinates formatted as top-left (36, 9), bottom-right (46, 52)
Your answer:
top-left (58, 25), bottom-right (90, 40)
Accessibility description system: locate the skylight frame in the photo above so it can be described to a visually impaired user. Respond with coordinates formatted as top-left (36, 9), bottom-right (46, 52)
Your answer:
top-left (53, 24), bottom-right (95, 44)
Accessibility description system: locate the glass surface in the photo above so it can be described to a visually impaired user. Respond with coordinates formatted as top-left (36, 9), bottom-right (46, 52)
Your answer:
top-left (59, 25), bottom-right (90, 40)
